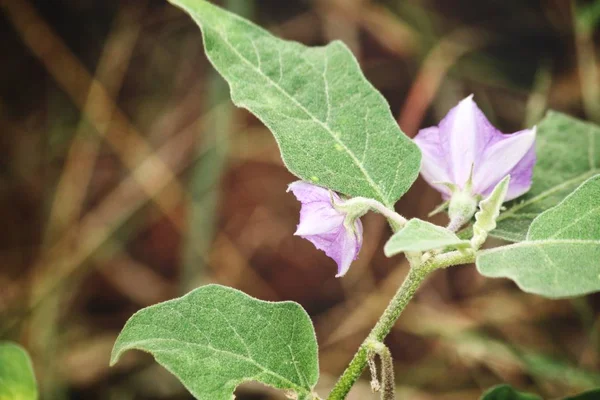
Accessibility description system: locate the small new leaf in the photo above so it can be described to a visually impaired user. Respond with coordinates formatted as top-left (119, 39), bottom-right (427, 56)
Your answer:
top-left (384, 219), bottom-right (470, 256)
top-left (111, 285), bottom-right (319, 400)
top-left (167, 0), bottom-right (421, 206)
top-left (0, 342), bottom-right (38, 400)
top-left (471, 176), bottom-right (510, 249)
top-left (477, 175), bottom-right (600, 298)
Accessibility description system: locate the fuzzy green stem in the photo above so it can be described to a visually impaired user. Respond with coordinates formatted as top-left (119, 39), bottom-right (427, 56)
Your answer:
top-left (326, 265), bottom-right (425, 399)
top-left (341, 197), bottom-right (407, 228)
top-left (326, 249), bottom-right (475, 400)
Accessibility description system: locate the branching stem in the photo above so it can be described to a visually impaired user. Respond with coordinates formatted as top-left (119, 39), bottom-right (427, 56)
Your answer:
top-left (326, 248), bottom-right (475, 399)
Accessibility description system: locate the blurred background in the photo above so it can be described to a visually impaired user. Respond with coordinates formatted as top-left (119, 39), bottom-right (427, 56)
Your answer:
top-left (1, 0), bottom-right (599, 399)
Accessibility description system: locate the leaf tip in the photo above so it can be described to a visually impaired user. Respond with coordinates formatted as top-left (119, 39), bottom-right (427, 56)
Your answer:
top-left (109, 345), bottom-right (123, 367)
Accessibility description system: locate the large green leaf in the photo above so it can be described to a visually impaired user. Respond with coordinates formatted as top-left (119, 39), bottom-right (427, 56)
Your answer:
top-left (477, 175), bottom-right (600, 298)
top-left (480, 384), bottom-right (541, 400)
top-left (527, 174), bottom-right (600, 240)
top-left (111, 285), bottom-right (319, 400)
top-left (493, 112), bottom-right (600, 241)
top-left (168, 0), bottom-right (420, 206)
top-left (0, 342), bottom-right (38, 400)
top-left (384, 219), bottom-right (469, 256)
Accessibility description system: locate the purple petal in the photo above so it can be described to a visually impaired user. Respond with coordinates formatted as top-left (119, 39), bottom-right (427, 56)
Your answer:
top-left (288, 180), bottom-right (363, 276)
top-left (295, 201), bottom-right (345, 235)
top-left (440, 95), bottom-right (502, 187)
top-left (295, 219), bottom-right (362, 277)
top-left (413, 127), bottom-right (453, 197)
top-left (288, 181), bottom-right (344, 235)
top-left (473, 127), bottom-right (537, 197)
top-left (485, 141), bottom-right (536, 201)
top-left (414, 95), bottom-right (537, 202)
top-left (288, 181), bottom-right (336, 204)
top-left (335, 220), bottom-right (363, 277)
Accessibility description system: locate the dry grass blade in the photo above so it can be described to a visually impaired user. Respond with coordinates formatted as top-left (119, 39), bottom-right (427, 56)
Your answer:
top-left (398, 28), bottom-right (491, 136)
top-left (0, 0), bottom-right (187, 231)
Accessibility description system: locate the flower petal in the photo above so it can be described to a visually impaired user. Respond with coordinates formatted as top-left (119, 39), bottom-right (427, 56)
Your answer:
top-left (441, 95), bottom-right (501, 186)
top-left (295, 201), bottom-right (345, 235)
top-left (295, 221), bottom-right (361, 277)
top-left (473, 127), bottom-right (536, 196)
top-left (413, 127), bottom-right (453, 197)
top-left (335, 220), bottom-right (363, 277)
top-left (287, 181), bottom-right (334, 203)
top-left (490, 142), bottom-right (536, 201)
top-left (289, 181), bottom-right (346, 235)
top-left (414, 96), bottom-right (537, 206)
top-left (288, 180), bottom-right (363, 276)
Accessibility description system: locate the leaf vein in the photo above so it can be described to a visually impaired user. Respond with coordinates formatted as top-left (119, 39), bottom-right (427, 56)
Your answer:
top-left (498, 170), bottom-right (598, 221)
top-left (215, 32), bottom-right (390, 203)
top-left (124, 337), bottom-right (306, 393)
top-left (547, 204), bottom-right (600, 239)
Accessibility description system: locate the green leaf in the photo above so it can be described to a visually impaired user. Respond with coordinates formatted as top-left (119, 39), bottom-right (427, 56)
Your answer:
top-left (0, 342), bottom-right (38, 400)
top-left (481, 385), bottom-right (600, 400)
top-left (168, 0), bottom-right (420, 206)
top-left (110, 284), bottom-right (319, 400)
top-left (477, 175), bottom-right (600, 298)
top-left (384, 219), bottom-right (470, 256)
top-left (472, 176), bottom-right (510, 249)
top-left (564, 389), bottom-right (600, 399)
top-left (480, 384), bottom-right (541, 400)
top-left (493, 112), bottom-right (600, 241)
top-left (527, 174), bottom-right (600, 241)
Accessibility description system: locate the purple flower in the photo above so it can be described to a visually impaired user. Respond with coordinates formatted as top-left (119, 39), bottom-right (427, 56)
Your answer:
top-left (288, 181), bottom-right (363, 277)
top-left (414, 95), bottom-right (536, 201)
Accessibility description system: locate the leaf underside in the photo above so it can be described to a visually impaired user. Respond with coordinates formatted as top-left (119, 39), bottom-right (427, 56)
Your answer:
top-left (168, 0), bottom-right (421, 206)
top-left (111, 284), bottom-right (319, 400)
top-left (477, 175), bottom-right (600, 298)
top-left (493, 112), bottom-right (600, 242)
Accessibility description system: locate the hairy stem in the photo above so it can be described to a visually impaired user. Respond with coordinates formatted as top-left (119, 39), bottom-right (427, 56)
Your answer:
top-left (326, 248), bottom-right (475, 400)
top-left (342, 197), bottom-right (407, 228)
top-left (326, 265), bottom-right (426, 399)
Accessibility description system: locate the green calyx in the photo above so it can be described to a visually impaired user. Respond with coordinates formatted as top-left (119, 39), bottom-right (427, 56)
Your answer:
top-left (331, 194), bottom-right (369, 235)
top-left (446, 185), bottom-right (480, 231)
